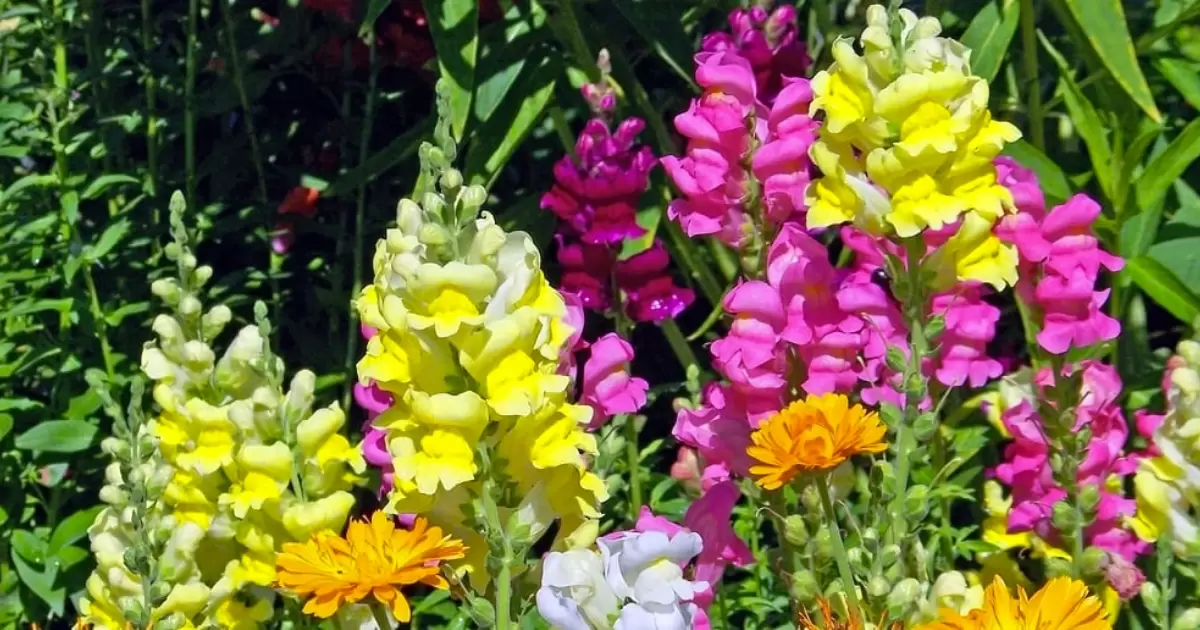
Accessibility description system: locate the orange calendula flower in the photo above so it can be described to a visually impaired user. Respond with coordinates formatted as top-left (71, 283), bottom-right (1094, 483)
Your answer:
top-left (275, 511), bottom-right (466, 621)
top-left (916, 576), bottom-right (1110, 630)
top-left (747, 393), bottom-right (887, 489)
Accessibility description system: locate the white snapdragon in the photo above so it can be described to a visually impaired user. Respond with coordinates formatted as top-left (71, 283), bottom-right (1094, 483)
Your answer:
top-left (538, 530), bottom-right (708, 630)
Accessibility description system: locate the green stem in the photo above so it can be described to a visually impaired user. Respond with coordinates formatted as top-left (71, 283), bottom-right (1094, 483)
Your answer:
top-left (370, 603), bottom-right (393, 629)
top-left (557, 0), bottom-right (601, 82)
top-left (890, 240), bottom-right (929, 568)
top-left (549, 105), bottom-right (576, 158)
top-left (1020, 0), bottom-right (1044, 150)
top-left (663, 221), bottom-right (725, 307)
top-left (624, 414), bottom-right (642, 520)
top-left (220, 4), bottom-right (269, 204)
top-left (660, 318), bottom-right (700, 374)
top-left (706, 238), bottom-right (739, 281)
top-left (333, 40), bottom-right (355, 363)
top-left (343, 36), bottom-right (381, 412)
top-left (481, 479), bottom-right (515, 629)
top-left (185, 0), bottom-right (199, 209)
top-left (817, 480), bottom-right (861, 616)
top-left (766, 490), bottom-right (802, 618)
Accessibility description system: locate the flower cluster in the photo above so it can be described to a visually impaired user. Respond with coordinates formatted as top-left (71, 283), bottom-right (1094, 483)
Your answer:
top-left (995, 158), bottom-right (1123, 354)
top-left (699, 0), bottom-right (810, 104)
top-left (662, 37), bottom-right (817, 247)
top-left (354, 130), bottom-right (606, 590)
top-left (1132, 337), bottom-right (1200, 557)
top-left (806, 5), bottom-right (1022, 289)
top-left (81, 198), bottom-right (366, 629)
top-left (537, 518), bottom-right (709, 629)
top-left (992, 362), bottom-right (1148, 569)
top-left (544, 110), bottom-right (693, 322)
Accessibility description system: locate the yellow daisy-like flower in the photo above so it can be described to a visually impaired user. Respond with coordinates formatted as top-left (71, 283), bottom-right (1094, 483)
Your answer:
top-left (747, 393), bottom-right (888, 489)
top-left (275, 512), bottom-right (466, 621)
top-left (916, 576), bottom-right (1110, 630)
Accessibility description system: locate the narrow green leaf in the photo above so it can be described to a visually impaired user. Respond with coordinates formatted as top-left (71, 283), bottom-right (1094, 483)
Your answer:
top-left (324, 117), bottom-right (433, 199)
top-left (423, 0), bottom-right (479, 140)
top-left (0, 414), bottom-right (12, 442)
top-left (1156, 57), bottom-right (1200, 110)
top-left (360, 0), bottom-right (390, 35)
top-left (0, 398), bottom-right (41, 412)
top-left (14, 420), bottom-right (97, 453)
top-left (1126, 255), bottom-right (1200, 323)
top-left (11, 553), bottom-right (64, 615)
top-left (959, 0), bottom-right (1020, 82)
top-left (1001, 140), bottom-right (1071, 203)
top-left (1059, 0), bottom-right (1162, 121)
top-left (0, 174), bottom-right (55, 207)
top-left (1039, 32), bottom-right (1114, 199)
top-left (465, 51), bottom-right (560, 188)
top-left (88, 219), bottom-right (130, 262)
top-left (613, 0), bottom-right (698, 88)
top-left (1135, 118), bottom-right (1200, 211)
top-left (473, 1), bottom-right (547, 124)
top-left (81, 174), bottom-right (139, 200)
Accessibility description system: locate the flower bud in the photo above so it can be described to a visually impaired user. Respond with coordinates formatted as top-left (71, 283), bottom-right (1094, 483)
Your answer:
top-left (284, 370), bottom-right (317, 419)
top-left (178, 295), bottom-right (201, 317)
top-left (1179, 340), bottom-right (1200, 367)
top-left (1176, 609), bottom-right (1200, 630)
top-left (119, 598), bottom-right (146, 625)
top-left (904, 485), bottom-right (931, 522)
top-left (868, 576), bottom-right (891, 598)
top-left (202, 305), bottom-right (232, 339)
top-left (192, 265), bottom-right (213, 287)
top-left (152, 613), bottom-right (185, 630)
top-left (418, 223), bottom-right (450, 247)
top-left (801, 484), bottom-right (822, 513)
top-left (466, 595), bottom-right (497, 626)
top-left (862, 527), bottom-right (879, 549)
top-left (164, 242), bottom-right (182, 260)
top-left (1140, 582), bottom-right (1162, 612)
top-left (180, 253), bottom-right (198, 273)
top-left (913, 413), bottom-right (938, 441)
top-left (847, 547), bottom-right (867, 570)
top-left (181, 340), bottom-right (215, 368)
top-left (396, 199), bottom-right (423, 233)
top-left (813, 528), bottom-right (834, 560)
top-left (790, 569), bottom-right (819, 602)
top-left (99, 486), bottom-right (129, 506)
top-left (885, 345), bottom-right (908, 373)
top-left (888, 578), bottom-right (923, 610)
top-left (460, 184), bottom-right (487, 210)
top-left (1051, 502), bottom-right (1081, 533)
top-left (924, 315), bottom-right (946, 341)
top-left (101, 437), bottom-right (129, 459)
top-left (1044, 557), bottom-right (1073, 578)
top-left (879, 544), bottom-right (901, 568)
top-left (783, 515), bottom-right (809, 547)
top-left (149, 580), bottom-right (172, 605)
top-left (439, 167), bottom-right (463, 192)
top-left (422, 192), bottom-right (446, 223)
top-left (151, 278), bottom-right (181, 304)
top-left (1078, 546), bottom-right (1109, 579)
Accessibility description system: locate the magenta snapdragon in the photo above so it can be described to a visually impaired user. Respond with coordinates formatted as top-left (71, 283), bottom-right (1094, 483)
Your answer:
top-left (699, 2), bottom-right (809, 105)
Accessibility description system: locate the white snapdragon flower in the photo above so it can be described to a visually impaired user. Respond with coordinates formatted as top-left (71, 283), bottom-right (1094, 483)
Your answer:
top-left (599, 530), bottom-right (707, 630)
top-left (537, 549), bottom-right (621, 630)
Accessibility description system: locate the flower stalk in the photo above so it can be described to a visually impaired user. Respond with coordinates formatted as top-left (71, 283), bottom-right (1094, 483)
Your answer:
top-left (818, 480), bottom-right (860, 615)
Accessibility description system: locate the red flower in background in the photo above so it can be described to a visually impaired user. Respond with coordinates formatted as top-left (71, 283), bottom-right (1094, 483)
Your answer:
top-left (273, 186), bottom-right (320, 254)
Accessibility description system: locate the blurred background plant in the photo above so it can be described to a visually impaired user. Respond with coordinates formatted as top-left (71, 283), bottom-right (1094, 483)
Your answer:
top-left (1, 0), bottom-right (1199, 627)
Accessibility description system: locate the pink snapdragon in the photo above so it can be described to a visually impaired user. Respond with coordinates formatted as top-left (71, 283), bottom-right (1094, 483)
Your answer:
top-left (932, 287), bottom-right (1003, 388)
top-left (700, 2), bottom-right (809, 104)
top-left (580, 333), bottom-right (649, 428)
top-left (992, 361), bottom-right (1148, 564)
top-left (996, 167), bottom-right (1123, 355)
top-left (355, 325), bottom-right (395, 496)
top-left (663, 41), bottom-right (816, 245)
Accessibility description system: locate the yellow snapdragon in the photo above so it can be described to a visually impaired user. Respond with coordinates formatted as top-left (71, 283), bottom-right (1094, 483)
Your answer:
top-left (80, 196), bottom-right (365, 630)
top-left (356, 139), bottom-right (605, 591)
top-left (1132, 339), bottom-right (1200, 555)
top-left (806, 4), bottom-right (1022, 288)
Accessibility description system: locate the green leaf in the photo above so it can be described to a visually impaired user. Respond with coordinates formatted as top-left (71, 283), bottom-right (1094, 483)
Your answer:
top-left (1126, 255), bottom-right (1200, 323)
top-left (1039, 32), bottom-right (1115, 199)
top-left (88, 218), bottom-right (130, 261)
top-left (0, 174), bottom-right (54, 206)
top-left (11, 530), bottom-right (45, 563)
top-left (14, 420), bottom-right (97, 453)
top-left (465, 50), bottom-right (560, 188)
top-left (0, 398), bottom-right (41, 412)
top-left (474, 1), bottom-right (548, 125)
top-left (1135, 118), bottom-right (1200, 211)
top-left (1059, 0), bottom-right (1161, 122)
top-left (423, 0), bottom-right (479, 140)
top-left (959, 0), bottom-right (1020, 82)
top-left (11, 554), bottom-right (64, 616)
top-left (0, 414), bottom-right (11, 442)
top-left (80, 174), bottom-right (139, 200)
top-left (360, 0), bottom-right (390, 35)
top-left (48, 507), bottom-right (102, 554)
top-left (1001, 140), bottom-right (1071, 203)
top-left (1155, 57), bottom-right (1200, 110)
top-left (324, 117), bottom-right (433, 199)
top-left (613, 0), bottom-right (697, 88)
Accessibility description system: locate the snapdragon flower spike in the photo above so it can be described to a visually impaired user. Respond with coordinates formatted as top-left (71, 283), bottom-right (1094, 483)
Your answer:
top-left (662, 43), bottom-right (816, 247)
top-left (700, 2), bottom-right (809, 105)
top-left (994, 167), bottom-right (1123, 355)
top-left (580, 333), bottom-right (649, 429)
top-left (356, 154), bottom-right (606, 590)
top-left (805, 5), bottom-right (1022, 289)
top-left (1132, 339), bottom-right (1200, 557)
top-left (992, 362), bottom-right (1148, 567)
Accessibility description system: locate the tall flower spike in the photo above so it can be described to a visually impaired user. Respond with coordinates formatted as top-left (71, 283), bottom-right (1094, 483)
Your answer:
top-left (356, 82), bottom-right (606, 592)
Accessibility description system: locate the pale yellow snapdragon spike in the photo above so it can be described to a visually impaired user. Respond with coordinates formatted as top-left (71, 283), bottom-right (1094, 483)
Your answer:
top-left (1133, 339), bottom-right (1200, 555)
top-left (806, 4), bottom-right (1022, 288)
top-left (82, 196), bottom-right (366, 630)
top-left (356, 128), bottom-right (604, 592)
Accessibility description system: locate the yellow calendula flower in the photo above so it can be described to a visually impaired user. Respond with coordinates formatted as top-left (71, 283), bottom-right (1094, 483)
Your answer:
top-left (275, 512), bottom-right (466, 621)
top-left (915, 576), bottom-right (1110, 630)
top-left (747, 393), bottom-right (888, 489)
